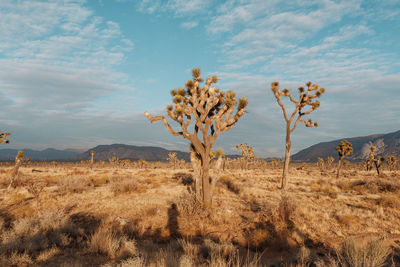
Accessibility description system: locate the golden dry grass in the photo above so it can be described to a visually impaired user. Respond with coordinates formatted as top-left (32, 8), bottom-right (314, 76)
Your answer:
top-left (0, 162), bottom-right (399, 266)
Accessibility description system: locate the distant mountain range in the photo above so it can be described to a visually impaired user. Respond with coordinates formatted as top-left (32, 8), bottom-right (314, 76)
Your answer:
top-left (1, 130), bottom-right (398, 162)
top-left (292, 130), bottom-right (400, 162)
top-left (72, 144), bottom-right (190, 162)
top-left (0, 148), bottom-right (80, 161)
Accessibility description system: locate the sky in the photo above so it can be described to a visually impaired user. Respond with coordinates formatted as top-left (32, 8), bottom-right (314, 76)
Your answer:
top-left (0, 0), bottom-right (399, 157)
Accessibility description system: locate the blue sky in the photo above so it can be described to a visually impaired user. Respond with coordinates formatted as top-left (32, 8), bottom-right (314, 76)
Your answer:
top-left (0, 0), bottom-right (399, 157)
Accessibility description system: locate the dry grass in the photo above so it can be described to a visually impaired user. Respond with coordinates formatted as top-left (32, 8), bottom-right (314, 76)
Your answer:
top-left (335, 238), bottom-right (391, 267)
top-left (0, 164), bottom-right (398, 266)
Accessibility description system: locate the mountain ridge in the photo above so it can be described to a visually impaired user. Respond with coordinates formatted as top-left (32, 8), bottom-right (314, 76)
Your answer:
top-left (292, 130), bottom-right (400, 162)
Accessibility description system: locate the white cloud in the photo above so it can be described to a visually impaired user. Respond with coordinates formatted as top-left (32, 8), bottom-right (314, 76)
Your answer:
top-left (0, 0), bottom-right (136, 147)
top-left (180, 21), bottom-right (199, 29)
top-left (137, 0), bottom-right (212, 17)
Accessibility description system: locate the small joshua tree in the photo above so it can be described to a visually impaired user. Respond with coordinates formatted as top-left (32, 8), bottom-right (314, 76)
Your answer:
top-left (367, 146), bottom-right (384, 175)
top-left (90, 151), bottom-right (96, 167)
top-left (386, 156), bottom-right (398, 171)
top-left (167, 152), bottom-right (178, 169)
top-left (271, 81), bottom-right (325, 189)
top-left (236, 143), bottom-right (256, 170)
top-left (0, 131), bottom-right (11, 144)
top-left (336, 140), bottom-right (353, 179)
top-left (325, 156), bottom-right (334, 170)
top-left (317, 157), bottom-right (325, 171)
top-left (145, 68), bottom-right (248, 207)
top-left (9, 150), bottom-right (24, 190)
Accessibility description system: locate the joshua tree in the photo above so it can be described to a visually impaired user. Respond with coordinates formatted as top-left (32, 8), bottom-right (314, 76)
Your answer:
top-left (386, 156), bottom-right (398, 171)
top-left (90, 151), bottom-right (96, 167)
top-left (367, 146), bottom-right (384, 175)
top-left (167, 152), bottom-right (178, 169)
top-left (317, 157), bottom-right (325, 171)
top-left (336, 140), bottom-right (353, 179)
top-left (271, 81), bottom-right (325, 189)
top-left (325, 156), bottom-right (334, 170)
top-left (0, 131), bottom-right (11, 144)
top-left (145, 68), bottom-right (248, 207)
top-left (236, 143), bottom-right (256, 170)
top-left (9, 150), bottom-right (24, 190)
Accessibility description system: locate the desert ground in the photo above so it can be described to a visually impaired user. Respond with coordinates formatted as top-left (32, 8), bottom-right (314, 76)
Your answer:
top-left (0, 160), bottom-right (399, 266)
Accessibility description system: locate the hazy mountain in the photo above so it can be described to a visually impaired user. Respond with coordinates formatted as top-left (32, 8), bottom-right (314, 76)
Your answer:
top-left (73, 144), bottom-right (191, 162)
top-left (0, 148), bottom-right (80, 161)
top-left (292, 130), bottom-right (400, 162)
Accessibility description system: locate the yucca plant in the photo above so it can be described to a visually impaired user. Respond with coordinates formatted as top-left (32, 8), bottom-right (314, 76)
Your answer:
top-left (145, 68), bottom-right (248, 207)
top-left (386, 155), bottom-right (397, 171)
top-left (336, 140), bottom-right (353, 178)
top-left (90, 151), bottom-right (96, 165)
top-left (368, 146), bottom-right (384, 175)
top-left (271, 81), bottom-right (325, 189)
top-left (167, 152), bottom-right (178, 169)
top-left (236, 143), bottom-right (256, 170)
top-left (9, 150), bottom-right (24, 190)
top-left (317, 157), bottom-right (325, 171)
top-left (325, 156), bottom-right (334, 170)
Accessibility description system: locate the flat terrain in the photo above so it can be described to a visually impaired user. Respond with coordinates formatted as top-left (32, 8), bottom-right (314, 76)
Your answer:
top-left (0, 162), bottom-right (399, 266)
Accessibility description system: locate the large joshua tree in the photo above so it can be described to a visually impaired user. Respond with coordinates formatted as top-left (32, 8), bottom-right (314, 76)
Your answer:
top-left (145, 68), bottom-right (248, 207)
top-left (271, 82), bottom-right (325, 189)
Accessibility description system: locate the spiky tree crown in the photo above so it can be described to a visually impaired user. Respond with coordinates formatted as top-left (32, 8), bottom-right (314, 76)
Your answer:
top-left (145, 68), bottom-right (248, 158)
top-left (336, 140), bottom-right (353, 159)
top-left (16, 150), bottom-right (24, 160)
top-left (236, 143), bottom-right (256, 160)
top-left (0, 131), bottom-right (11, 144)
top-left (271, 81), bottom-right (324, 132)
top-left (326, 156), bottom-right (334, 164)
top-left (387, 156), bottom-right (397, 165)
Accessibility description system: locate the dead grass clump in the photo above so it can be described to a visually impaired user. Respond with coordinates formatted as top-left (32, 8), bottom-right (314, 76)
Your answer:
top-left (111, 179), bottom-right (142, 195)
top-left (336, 238), bottom-right (391, 267)
top-left (0, 209), bottom-right (80, 260)
top-left (219, 175), bottom-right (240, 194)
top-left (57, 176), bottom-right (91, 194)
top-left (336, 214), bottom-right (359, 227)
top-left (176, 192), bottom-right (204, 218)
top-left (6, 251), bottom-right (33, 267)
top-left (88, 225), bottom-right (137, 260)
top-left (89, 175), bottom-right (110, 186)
top-left (248, 228), bottom-right (273, 249)
top-left (376, 193), bottom-right (400, 209)
top-left (35, 246), bottom-right (60, 262)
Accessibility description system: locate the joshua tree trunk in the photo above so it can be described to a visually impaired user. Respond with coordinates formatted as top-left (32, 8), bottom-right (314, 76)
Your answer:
top-left (281, 127), bottom-right (291, 189)
top-left (374, 161), bottom-right (380, 175)
top-left (9, 156), bottom-right (23, 190)
top-left (201, 153), bottom-right (212, 208)
top-left (336, 159), bottom-right (342, 179)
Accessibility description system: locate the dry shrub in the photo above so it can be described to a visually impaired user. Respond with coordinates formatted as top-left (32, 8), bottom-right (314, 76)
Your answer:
top-left (89, 175), bottom-right (110, 186)
top-left (175, 192), bottom-right (204, 218)
top-left (36, 246), bottom-right (60, 262)
top-left (0, 209), bottom-right (78, 256)
top-left (114, 256), bottom-right (146, 267)
top-left (336, 238), bottom-right (391, 267)
top-left (6, 251), bottom-right (33, 267)
top-left (88, 225), bottom-right (137, 260)
top-left (248, 228), bottom-right (272, 249)
top-left (57, 176), bottom-right (91, 194)
top-left (178, 238), bottom-right (199, 260)
top-left (219, 175), bottom-right (240, 194)
top-left (336, 214), bottom-right (359, 227)
top-left (111, 179), bottom-right (145, 195)
top-left (376, 193), bottom-right (400, 209)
